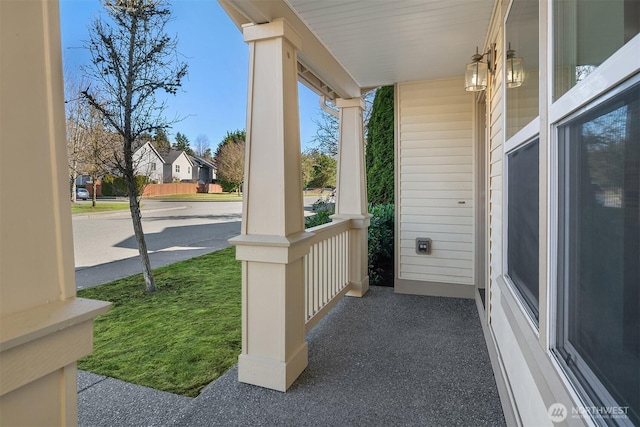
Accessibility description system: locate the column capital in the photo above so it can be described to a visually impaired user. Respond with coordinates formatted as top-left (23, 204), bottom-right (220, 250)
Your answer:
top-left (336, 97), bottom-right (365, 110)
top-left (230, 231), bottom-right (313, 264)
top-left (243, 18), bottom-right (302, 50)
top-left (330, 213), bottom-right (371, 229)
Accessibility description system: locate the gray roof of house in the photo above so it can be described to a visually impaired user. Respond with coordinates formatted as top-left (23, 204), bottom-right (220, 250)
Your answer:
top-left (161, 150), bottom-right (193, 165)
top-left (189, 155), bottom-right (216, 169)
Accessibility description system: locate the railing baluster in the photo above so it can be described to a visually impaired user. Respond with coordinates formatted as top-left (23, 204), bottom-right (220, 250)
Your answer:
top-left (340, 231), bottom-right (345, 288)
top-left (302, 219), bottom-right (353, 330)
top-left (314, 243), bottom-right (319, 315)
top-left (322, 239), bottom-right (328, 305)
top-left (333, 233), bottom-right (342, 295)
top-left (304, 254), bottom-right (308, 321)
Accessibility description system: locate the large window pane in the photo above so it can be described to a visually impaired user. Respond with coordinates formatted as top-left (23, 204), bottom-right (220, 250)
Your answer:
top-left (506, 0), bottom-right (539, 140)
top-left (507, 138), bottom-right (539, 321)
top-left (557, 82), bottom-right (639, 424)
top-left (554, 0), bottom-right (640, 101)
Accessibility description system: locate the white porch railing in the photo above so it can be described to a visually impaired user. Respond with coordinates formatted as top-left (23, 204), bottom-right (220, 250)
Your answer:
top-left (304, 219), bottom-right (352, 332)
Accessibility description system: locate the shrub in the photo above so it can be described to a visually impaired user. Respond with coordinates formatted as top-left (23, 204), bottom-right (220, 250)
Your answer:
top-left (102, 174), bottom-right (148, 197)
top-left (303, 201), bottom-right (395, 286)
top-left (305, 195), bottom-right (335, 228)
top-left (305, 210), bottom-right (333, 228)
top-left (219, 180), bottom-right (239, 193)
top-left (368, 203), bottom-right (394, 286)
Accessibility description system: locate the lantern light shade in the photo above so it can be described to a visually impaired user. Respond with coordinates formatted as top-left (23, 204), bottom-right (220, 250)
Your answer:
top-left (506, 44), bottom-right (524, 88)
top-left (465, 58), bottom-right (488, 91)
top-left (464, 46), bottom-right (494, 92)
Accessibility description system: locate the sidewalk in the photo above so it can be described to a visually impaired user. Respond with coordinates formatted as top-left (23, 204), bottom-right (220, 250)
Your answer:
top-left (78, 371), bottom-right (192, 427)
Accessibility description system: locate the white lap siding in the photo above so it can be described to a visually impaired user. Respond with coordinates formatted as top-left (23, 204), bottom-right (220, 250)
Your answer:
top-left (396, 78), bottom-right (474, 292)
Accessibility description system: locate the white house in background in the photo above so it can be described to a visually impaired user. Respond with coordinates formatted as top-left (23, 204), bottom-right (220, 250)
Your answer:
top-left (132, 141), bottom-right (165, 183)
top-left (133, 141), bottom-right (194, 183)
top-left (160, 149), bottom-right (193, 182)
top-left (1, 1), bottom-right (638, 426)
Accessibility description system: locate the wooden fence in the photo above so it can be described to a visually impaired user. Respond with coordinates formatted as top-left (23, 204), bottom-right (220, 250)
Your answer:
top-left (142, 183), bottom-right (223, 197)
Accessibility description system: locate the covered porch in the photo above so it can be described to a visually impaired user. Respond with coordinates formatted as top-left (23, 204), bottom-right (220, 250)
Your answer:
top-left (221, 0), bottom-right (495, 394)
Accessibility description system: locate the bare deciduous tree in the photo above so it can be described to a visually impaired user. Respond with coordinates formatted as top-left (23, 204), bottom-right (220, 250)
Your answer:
top-left (66, 74), bottom-right (113, 206)
top-left (216, 140), bottom-right (245, 193)
top-left (311, 102), bottom-right (339, 157)
top-left (194, 134), bottom-right (210, 157)
top-left (311, 90), bottom-right (376, 157)
top-left (66, 75), bottom-right (90, 202)
top-left (82, 0), bottom-right (188, 293)
top-left (83, 112), bottom-right (116, 207)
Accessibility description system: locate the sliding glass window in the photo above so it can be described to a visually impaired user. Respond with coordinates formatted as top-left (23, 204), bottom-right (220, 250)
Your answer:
top-left (556, 81), bottom-right (639, 425)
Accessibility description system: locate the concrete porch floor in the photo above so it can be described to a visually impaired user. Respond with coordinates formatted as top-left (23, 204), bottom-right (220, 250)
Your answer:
top-left (79, 286), bottom-right (506, 426)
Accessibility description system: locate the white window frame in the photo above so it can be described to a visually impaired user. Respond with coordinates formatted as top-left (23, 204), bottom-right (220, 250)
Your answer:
top-left (548, 35), bottom-right (640, 344)
top-left (549, 34), bottom-right (640, 125)
top-left (552, 75), bottom-right (640, 427)
top-left (175, 164), bottom-right (180, 173)
top-left (547, 28), bottom-right (640, 426)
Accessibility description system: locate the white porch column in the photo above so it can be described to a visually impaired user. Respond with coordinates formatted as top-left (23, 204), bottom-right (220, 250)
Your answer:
top-left (0, 1), bottom-right (110, 425)
top-left (230, 19), bottom-right (312, 392)
top-left (333, 98), bottom-right (370, 297)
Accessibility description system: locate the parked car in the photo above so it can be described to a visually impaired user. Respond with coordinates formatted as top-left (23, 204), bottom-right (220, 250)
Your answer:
top-left (76, 188), bottom-right (90, 200)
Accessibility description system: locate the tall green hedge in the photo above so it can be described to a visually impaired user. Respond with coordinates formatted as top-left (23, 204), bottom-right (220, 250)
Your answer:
top-left (102, 174), bottom-right (148, 197)
top-left (366, 86), bottom-right (394, 204)
top-left (304, 202), bottom-right (395, 286)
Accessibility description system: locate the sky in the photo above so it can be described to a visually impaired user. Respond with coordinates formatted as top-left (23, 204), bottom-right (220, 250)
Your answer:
top-left (58, 0), bottom-right (322, 152)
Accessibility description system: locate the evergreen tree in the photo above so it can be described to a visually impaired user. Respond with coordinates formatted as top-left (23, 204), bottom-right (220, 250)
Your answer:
top-left (215, 129), bottom-right (246, 157)
top-left (300, 150), bottom-right (336, 189)
top-left (153, 128), bottom-right (171, 152)
top-left (366, 86), bottom-right (394, 204)
top-left (173, 131), bottom-right (194, 155)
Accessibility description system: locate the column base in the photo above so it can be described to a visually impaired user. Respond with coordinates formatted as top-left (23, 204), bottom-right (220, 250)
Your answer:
top-left (347, 276), bottom-right (369, 297)
top-left (238, 342), bottom-right (308, 392)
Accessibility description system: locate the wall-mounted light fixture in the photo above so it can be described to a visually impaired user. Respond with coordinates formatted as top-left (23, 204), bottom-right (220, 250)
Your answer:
top-left (506, 43), bottom-right (524, 88)
top-left (464, 44), bottom-right (496, 92)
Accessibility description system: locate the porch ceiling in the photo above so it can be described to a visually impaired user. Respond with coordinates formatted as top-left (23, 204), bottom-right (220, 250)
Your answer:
top-left (286, 0), bottom-right (495, 88)
top-left (220, 0), bottom-right (495, 93)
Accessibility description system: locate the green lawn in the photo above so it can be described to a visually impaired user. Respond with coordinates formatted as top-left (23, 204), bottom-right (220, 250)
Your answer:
top-left (77, 247), bottom-right (241, 397)
top-left (148, 192), bottom-right (243, 201)
top-left (71, 203), bottom-right (130, 214)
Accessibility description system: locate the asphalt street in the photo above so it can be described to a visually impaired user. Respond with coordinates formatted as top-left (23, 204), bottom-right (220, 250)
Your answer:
top-left (72, 197), bottom-right (321, 289)
top-left (73, 199), bottom-right (242, 289)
